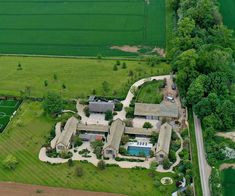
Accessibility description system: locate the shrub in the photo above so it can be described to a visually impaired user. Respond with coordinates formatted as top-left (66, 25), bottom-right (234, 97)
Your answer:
top-left (121, 135), bottom-right (129, 145)
top-left (119, 147), bottom-right (128, 155)
top-left (97, 160), bottom-right (106, 170)
top-left (153, 179), bottom-right (161, 188)
top-left (72, 136), bottom-right (83, 147)
top-left (124, 119), bottom-right (133, 127)
top-left (2, 154), bottom-right (18, 170)
top-left (59, 151), bottom-right (73, 159)
top-left (83, 106), bottom-right (90, 117)
top-left (75, 166), bottom-right (84, 177)
top-left (43, 92), bottom-right (64, 115)
top-left (116, 60), bottom-right (121, 65)
top-left (105, 110), bottom-right (113, 121)
top-left (150, 131), bottom-right (159, 145)
top-left (143, 122), bottom-right (153, 129)
top-left (114, 102), bottom-right (123, 111)
top-left (44, 80), bottom-right (48, 87)
top-left (68, 158), bottom-right (73, 167)
top-left (113, 64), bottom-right (118, 71)
top-left (122, 62), bottom-right (127, 69)
top-left (125, 107), bottom-right (134, 118)
top-left (91, 141), bottom-right (104, 159)
top-left (162, 158), bottom-right (171, 170)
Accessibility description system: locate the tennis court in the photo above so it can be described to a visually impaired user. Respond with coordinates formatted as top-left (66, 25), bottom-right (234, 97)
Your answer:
top-left (0, 99), bottom-right (21, 133)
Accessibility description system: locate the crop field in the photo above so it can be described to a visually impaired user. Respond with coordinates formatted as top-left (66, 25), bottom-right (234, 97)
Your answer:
top-left (0, 99), bottom-right (21, 133)
top-left (0, 101), bottom-right (176, 196)
top-left (221, 168), bottom-right (235, 196)
top-left (0, 56), bottom-right (171, 99)
top-left (219, 0), bottom-right (235, 37)
top-left (0, 0), bottom-right (166, 56)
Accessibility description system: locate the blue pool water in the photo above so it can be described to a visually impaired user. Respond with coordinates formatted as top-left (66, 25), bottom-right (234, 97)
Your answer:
top-left (127, 146), bottom-right (151, 156)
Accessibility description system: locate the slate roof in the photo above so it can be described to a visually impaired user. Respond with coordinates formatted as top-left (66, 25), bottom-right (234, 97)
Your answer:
top-left (156, 122), bottom-right (172, 155)
top-left (57, 117), bottom-right (78, 146)
top-left (103, 119), bottom-right (125, 151)
top-left (134, 101), bottom-right (179, 118)
top-left (89, 101), bottom-right (114, 113)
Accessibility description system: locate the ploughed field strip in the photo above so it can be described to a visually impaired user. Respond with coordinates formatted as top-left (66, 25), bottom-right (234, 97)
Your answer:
top-left (0, 0), bottom-right (166, 56)
top-left (0, 99), bottom-right (21, 133)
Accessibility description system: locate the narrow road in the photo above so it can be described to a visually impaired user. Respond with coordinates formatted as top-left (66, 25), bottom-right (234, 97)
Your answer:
top-left (193, 113), bottom-right (211, 196)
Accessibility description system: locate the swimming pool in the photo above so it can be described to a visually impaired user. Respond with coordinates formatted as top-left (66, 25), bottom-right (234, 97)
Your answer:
top-left (127, 146), bottom-right (151, 156)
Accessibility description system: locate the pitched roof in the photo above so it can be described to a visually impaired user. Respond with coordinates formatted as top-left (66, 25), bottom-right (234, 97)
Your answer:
top-left (103, 119), bottom-right (125, 151)
top-left (77, 123), bottom-right (109, 132)
top-left (156, 122), bottom-right (172, 155)
top-left (125, 127), bottom-right (158, 136)
top-left (57, 117), bottom-right (78, 146)
top-left (134, 101), bottom-right (178, 118)
top-left (89, 101), bottom-right (114, 113)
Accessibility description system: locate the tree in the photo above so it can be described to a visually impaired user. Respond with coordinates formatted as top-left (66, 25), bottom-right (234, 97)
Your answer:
top-left (121, 135), bottom-right (129, 145)
top-left (122, 62), bottom-right (127, 69)
top-left (17, 63), bottom-right (22, 70)
top-left (97, 160), bottom-right (106, 170)
top-left (143, 122), bottom-right (153, 129)
top-left (75, 166), bottom-right (84, 177)
top-left (216, 100), bottom-right (235, 129)
top-left (150, 132), bottom-right (158, 145)
top-left (72, 136), bottom-right (83, 147)
top-left (43, 92), bottom-right (64, 115)
top-left (2, 154), bottom-right (18, 170)
top-left (193, 98), bottom-right (212, 119)
top-left (113, 64), bottom-right (118, 71)
top-left (186, 75), bottom-right (207, 105)
top-left (44, 80), bottom-right (48, 87)
top-left (68, 158), bottom-right (73, 167)
top-left (162, 158), bottom-right (171, 170)
top-left (116, 60), bottom-right (121, 65)
top-left (53, 73), bottom-right (58, 80)
top-left (62, 83), bottom-right (66, 89)
top-left (102, 81), bottom-right (110, 94)
top-left (105, 110), bottom-right (113, 121)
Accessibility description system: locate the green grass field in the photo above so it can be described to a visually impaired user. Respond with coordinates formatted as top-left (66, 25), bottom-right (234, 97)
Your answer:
top-left (221, 168), bottom-right (235, 196)
top-left (136, 80), bottom-right (163, 103)
top-left (0, 99), bottom-right (21, 133)
top-left (0, 101), bottom-right (176, 195)
top-left (219, 0), bottom-right (235, 37)
top-left (0, 56), bottom-right (171, 99)
top-left (0, 0), bottom-right (166, 56)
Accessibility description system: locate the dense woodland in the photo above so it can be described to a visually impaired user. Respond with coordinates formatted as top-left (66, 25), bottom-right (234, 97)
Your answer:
top-left (170, 0), bottom-right (235, 142)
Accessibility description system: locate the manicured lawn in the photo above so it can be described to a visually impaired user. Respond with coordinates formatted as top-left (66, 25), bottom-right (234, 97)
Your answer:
top-left (0, 101), bottom-right (176, 196)
top-left (188, 110), bottom-right (203, 196)
top-left (221, 168), bottom-right (235, 196)
top-left (136, 80), bottom-right (163, 104)
top-left (0, 56), bottom-right (170, 99)
top-left (0, 0), bottom-right (166, 56)
top-left (0, 99), bottom-right (21, 133)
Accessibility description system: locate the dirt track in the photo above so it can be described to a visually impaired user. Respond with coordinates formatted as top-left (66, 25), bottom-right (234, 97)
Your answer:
top-left (0, 182), bottom-right (126, 196)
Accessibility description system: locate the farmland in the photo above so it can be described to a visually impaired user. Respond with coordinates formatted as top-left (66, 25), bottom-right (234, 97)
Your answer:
top-left (0, 56), bottom-right (171, 98)
top-left (219, 0), bottom-right (235, 37)
top-left (0, 101), bottom-right (176, 196)
top-left (221, 168), bottom-right (235, 196)
top-left (0, 0), bottom-right (166, 56)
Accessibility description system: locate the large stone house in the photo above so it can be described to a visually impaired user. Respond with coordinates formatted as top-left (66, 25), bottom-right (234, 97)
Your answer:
top-left (155, 122), bottom-right (172, 162)
top-left (103, 119), bottom-right (125, 159)
top-left (56, 117), bottom-right (78, 152)
top-left (88, 96), bottom-right (114, 113)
